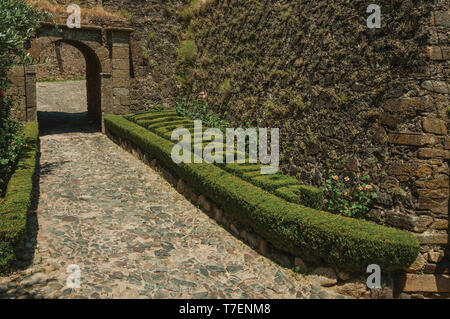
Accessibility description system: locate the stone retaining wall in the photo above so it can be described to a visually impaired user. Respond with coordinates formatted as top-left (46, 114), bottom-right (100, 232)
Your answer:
top-left (177, 0), bottom-right (449, 297)
top-left (390, 8), bottom-right (449, 297)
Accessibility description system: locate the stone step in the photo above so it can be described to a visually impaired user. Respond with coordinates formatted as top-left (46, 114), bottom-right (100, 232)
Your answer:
top-left (399, 273), bottom-right (450, 293)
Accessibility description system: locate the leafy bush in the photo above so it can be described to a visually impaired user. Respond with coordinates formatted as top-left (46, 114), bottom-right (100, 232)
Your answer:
top-left (0, 0), bottom-right (51, 196)
top-left (118, 9), bottom-right (134, 23)
top-left (218, 78), bottom-right (232, 94)
top-left (105, 114), bottom-right (420, 272)
top-left (0, 97), bottom-right (25, 196)
top-left (142, 51), bottom-right (153, 67)
top-left (324, 173), bottom-right (378, 219)
top-left (0, 0), bottom-right (52, 88)
top-left (275, 184), bottom-right (324, 210)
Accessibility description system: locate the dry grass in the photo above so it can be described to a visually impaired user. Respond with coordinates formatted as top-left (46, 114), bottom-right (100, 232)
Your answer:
top-left (178, 0), bottom-right (215, 22)
top-left (26, 0), bottom-right (128, 25)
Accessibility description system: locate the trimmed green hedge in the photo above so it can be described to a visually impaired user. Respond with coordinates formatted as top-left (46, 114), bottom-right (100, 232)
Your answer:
top-left (105, 115), bottom-right (420, 272)
top-left (276, 185), bottom-right (325, 210)
top-left (0, 122), bottom-right (39, 273)
top-left (126, 111), bottom-right (325, 209)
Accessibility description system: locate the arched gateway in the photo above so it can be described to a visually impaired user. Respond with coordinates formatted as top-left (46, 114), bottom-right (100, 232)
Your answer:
top-left (9, 22), bottom-right (133, 128)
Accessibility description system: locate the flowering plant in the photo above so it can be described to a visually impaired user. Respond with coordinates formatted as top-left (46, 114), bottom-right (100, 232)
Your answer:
top-left (324, 173), bottom-right (377, 218)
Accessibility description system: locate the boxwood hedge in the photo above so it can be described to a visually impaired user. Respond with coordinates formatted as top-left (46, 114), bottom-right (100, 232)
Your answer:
top-left (126, 111), bottom-right (325, 209)
top-left (0, 122), bottom-right (39, 273)
top-left (105, 114), bottom-right (419, 272)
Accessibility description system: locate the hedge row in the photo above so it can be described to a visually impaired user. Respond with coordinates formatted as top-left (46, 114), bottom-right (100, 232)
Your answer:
top-left (105, 114), bottom-right (419, 272)
top-left (125, 111), bottom-right (324, 209)
top-left (0, 122), bottom-right (39, 273)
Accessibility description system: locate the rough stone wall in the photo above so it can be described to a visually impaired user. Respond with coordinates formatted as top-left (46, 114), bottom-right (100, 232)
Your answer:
top-left (177, 0), bottom-right (449, 282)
top-left (102, 0), bottom-right (187, 110)
top-left (54, 0), bottom-right (101, 5)
top-left (396, 6), bottom-right (449, 294)
top-left (110, 29), bottom-right (132, 114)
top-left (30, 0), bottom-right (187, 110)
top-left (36, 42), bottom-right (86, 81)
top-left (7, 66), bottom-right (27, 121)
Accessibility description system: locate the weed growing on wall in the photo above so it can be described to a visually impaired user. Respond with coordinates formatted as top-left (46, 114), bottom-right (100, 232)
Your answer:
top-left (324, 173), bottom-right (378, 219)
top-left (175, 95), bottom-right (230, 133)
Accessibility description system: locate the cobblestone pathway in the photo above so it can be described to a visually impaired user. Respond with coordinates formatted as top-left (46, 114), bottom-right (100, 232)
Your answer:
top-left (0, 81), bottom-right (349, 299)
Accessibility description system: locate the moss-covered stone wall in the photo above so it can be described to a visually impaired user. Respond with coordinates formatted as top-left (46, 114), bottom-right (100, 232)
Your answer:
top-left (176, 0), bottom-right (449, 282)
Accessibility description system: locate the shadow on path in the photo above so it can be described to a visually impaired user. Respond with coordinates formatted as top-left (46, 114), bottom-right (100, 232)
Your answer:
top-left (38, 111), bottom-right (100, 136)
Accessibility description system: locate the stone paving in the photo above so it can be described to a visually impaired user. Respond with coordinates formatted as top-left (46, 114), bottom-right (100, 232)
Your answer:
top-left (0, 81), bottom-right (350, 299)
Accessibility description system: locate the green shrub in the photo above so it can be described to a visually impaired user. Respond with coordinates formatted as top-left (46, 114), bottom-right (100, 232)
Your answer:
top-left (105, 115), bottom-right (420, 272)
top-left (142, 51), bottom-right (154, 67)
top-left (0, 97), bottom-right (25, 196)
top-left (223, 163), bottom-right (262, 177)
top-left (146, 31), bottom-right (156, 42)
top-left (128, 111), bottom-right (325, 208)
top-left (129, 113), bottom-right (177, 121)
top-left (250, 174), bottom-right (299, 192)
top-left (124, 110), bottom-right (177, 122)
top-left (219, 78), bottom-right (232, 94)
top-left (136, 117), bottom-right (187, 129)
top-left (276, 185), bottom-right (324, 210)
top-left (118, 9), bottom-right (134, 23)
top-left (178, 0), bottom-right (202, 22)
top-left (0, 0), bottom-right (51, 196)
top-left (0, 122), bottom-right (38, 273)
top-left (151, 120), bottom-right (195, 131)
top-left (0, 0), bottom-right (52, 88)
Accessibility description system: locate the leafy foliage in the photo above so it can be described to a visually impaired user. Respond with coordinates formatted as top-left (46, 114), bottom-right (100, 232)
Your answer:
top-left (0, 0), bottom-right (52, 88)
top-left (0, 0), bottom-right (52, 195)
top-left (324, 173), bottom-right (377, 219)
top-left (175, 96), bottom-right (230, 133)
top-left (0, 97), bottom-right (25, 196)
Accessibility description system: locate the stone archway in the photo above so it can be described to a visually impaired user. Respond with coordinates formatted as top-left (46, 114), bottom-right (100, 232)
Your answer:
top-left (36, 38), bottom-right (104, 121)
top-left (8, 22), bottom-right (133, 128)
